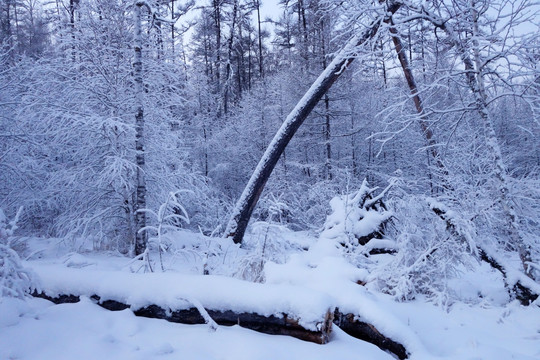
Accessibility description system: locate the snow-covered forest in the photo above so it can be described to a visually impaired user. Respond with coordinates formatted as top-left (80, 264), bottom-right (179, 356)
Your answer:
top-left (1, 0), bottom-right (540, 359)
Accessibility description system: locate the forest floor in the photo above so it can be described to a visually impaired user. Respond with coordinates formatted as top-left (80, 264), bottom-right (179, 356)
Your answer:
top-left (1, 233), bottom-right (539, 360)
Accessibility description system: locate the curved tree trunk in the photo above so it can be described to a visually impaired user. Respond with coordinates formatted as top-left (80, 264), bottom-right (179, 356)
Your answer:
top-left (224, 1), bottom-right (402, 244)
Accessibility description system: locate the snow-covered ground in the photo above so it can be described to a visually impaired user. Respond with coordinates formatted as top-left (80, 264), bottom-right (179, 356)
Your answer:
top-left (1, 296), bottom-right (392, 360)
top-left (1, 232), bottom-right (540, 360)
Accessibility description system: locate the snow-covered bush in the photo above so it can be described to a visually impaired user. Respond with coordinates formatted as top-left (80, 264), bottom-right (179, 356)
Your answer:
top-left (0, 208), bottom-right (37, 299)
top-left (137, 191), bottom-right (192, 272)
top-left (372, 197), bottom-right (472, 306)
top-left (316, 179), bottom-right (475, 306)
top-left (320, 179), bottom-right (396, 259)
top-left (255, 193), bottom-right (293, 225)
top-left (235, 221), bottom-right (307, 282)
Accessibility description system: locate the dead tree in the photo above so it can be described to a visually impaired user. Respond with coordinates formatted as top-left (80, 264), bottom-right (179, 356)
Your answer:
top-left (224, 0), bottom-right (403, 244)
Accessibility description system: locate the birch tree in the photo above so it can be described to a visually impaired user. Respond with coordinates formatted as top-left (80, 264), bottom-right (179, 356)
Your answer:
top-left (133, 0), bottom-right (148, 255)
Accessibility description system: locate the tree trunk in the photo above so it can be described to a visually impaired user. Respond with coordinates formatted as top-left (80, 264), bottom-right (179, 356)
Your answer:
top-left (171, 0), bottom-right (175, 58)
top-left (134, 2), bottom-right (147, 256)
top-left (224, 1), bottom-right (402, 244)
top-left (321, 18), bottom-right (332, 180)
top-left (468, 2), bottom-right (533, 279)
top-left (69, 0), bottom-right (78, 61)
top-left (223, 0), bottom-right (238, 115)
top-left (212, 0), bottom-right (221, 110)
top-left (389, 25), bottom-right (444, 171)
top-left (255, 0), bottom-right (263, 78)
top-left (334, 310), bottom-right (408, 360)
top-left (388, 23), bottom-right (450, 194)
top-left (1, 0), bottom-right (13, 51)
top-left (424, 2), bottom-right (535, 280)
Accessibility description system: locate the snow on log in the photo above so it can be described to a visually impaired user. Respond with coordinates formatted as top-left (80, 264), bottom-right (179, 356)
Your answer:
top-left (33, 292), bottom-right (334, 344)
top-left (28, 263), bottom-right (334, 344)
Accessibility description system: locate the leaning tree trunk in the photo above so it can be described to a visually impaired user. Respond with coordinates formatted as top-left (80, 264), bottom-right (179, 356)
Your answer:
top-left (388, 8), bottom-right (537, 300)
top-left (224, 1), bottom-right (402, 244)
top-left (388, 25), bottom-right (447, 176)
top-left (134, 1), bottom-right (147, 256)
top-left (428, 4), bottom-right (535, 280)
top-left (468, 3), bottom-right (533, 279)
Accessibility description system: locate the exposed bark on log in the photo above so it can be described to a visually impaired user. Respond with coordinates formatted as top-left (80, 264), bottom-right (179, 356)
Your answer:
top-left (31, 291), bottom-right (333, 344)
top-left (333, 310), bottom-right (409, 360)
top-left (33, 292), bottom-right (80, 304)
top-left (368, 248), bottom-right (398, 256)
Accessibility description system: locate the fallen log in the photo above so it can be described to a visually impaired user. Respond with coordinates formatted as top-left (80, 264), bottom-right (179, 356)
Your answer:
top-left (333, 310), bottom-right (409, 360)
top-left (32, 291), bottom-right (333, 344)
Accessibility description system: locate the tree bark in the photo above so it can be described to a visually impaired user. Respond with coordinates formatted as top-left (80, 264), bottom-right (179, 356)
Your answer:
top-left (134, 2), bottom-right (147, 256)
top-left (334, 310), bottom-right (408, 360)
top-left (321, 18), bottom-right (332, 180)
top-left (224, 1), bottom-right (402, 244)
top-left (212, 0), bottom-right (222, 107)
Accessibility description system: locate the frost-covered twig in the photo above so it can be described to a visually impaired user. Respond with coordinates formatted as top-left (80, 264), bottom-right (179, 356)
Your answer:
top-left (178, 297), bottom-right (218, 331)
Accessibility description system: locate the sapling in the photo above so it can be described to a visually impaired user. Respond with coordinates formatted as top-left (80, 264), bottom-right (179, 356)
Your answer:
top-left (136, 190), bottom-right (191, 271)
top-left (0, 207), bottom-right (37, 299)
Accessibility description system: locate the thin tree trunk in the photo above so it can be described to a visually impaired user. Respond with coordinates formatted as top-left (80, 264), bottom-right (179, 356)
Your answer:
top-left (223, 0), bottom-right (238, 115)
top-left (213, 0), bottom-right (221, 101)
top-left (134, 2), bottom-right (147, 256)
top-left (321, 18), bottom-right (332, 180)
top-left (324, 94), bottom-right (332, 180)
top-left (2, 0), bottom-right (13, 54)
top-left (171, 0), bottom-right (175, 58)
top-left (69, 0), bottom-right (77, 61)
top-left (389, 26), bottom-right (445, 172)
top-left (255, 0), bottom-right (263, 78)
top-left (224, 1), bottom-right (402, 244)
